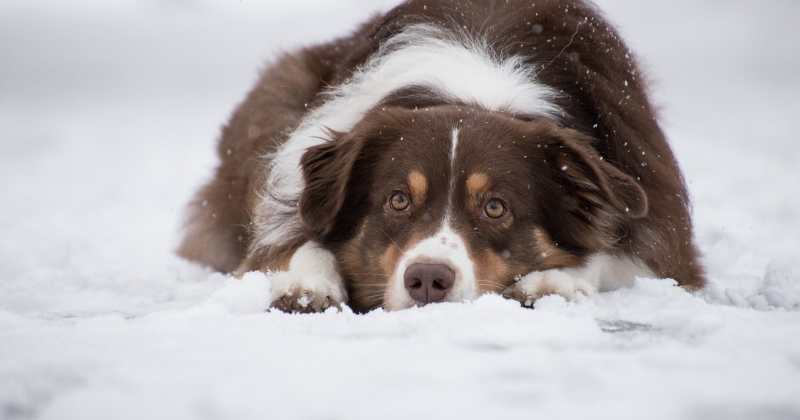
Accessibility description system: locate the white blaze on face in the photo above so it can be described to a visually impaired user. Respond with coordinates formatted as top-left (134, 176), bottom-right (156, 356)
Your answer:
top-left (450, 127), bottom-right (460, 169)
top-left (384, 127), bottom-right (478, 311)
top-left (448, 126), bottom-right (460, 211)
top-left (385, 224), bottom-right (477, 311)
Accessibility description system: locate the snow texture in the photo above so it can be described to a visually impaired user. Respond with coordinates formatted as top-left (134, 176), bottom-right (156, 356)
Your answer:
top-left (1, 0), bottom-right (799, 419)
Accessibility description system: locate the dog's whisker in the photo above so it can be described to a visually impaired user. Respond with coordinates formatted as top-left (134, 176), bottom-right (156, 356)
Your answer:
top-left (349, 283), bottom-right (389, 289)
top-left (380, 229), bottom-right (405, 255)
top-left (357, 293), bottom-right (386, 303)
top-left (348, 272), bottom-right (393, 278)
top-left (468, 247), bottom-right (487, 257)
top-left (476, 280), bottom-right (511, 292)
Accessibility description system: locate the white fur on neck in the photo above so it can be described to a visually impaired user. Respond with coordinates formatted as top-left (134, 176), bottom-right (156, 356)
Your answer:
top-left (255, 23), bottom-right (562, 249)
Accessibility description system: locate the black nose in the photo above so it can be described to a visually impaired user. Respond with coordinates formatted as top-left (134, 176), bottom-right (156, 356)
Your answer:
top-left (404, 263), bottom-right (455, 304)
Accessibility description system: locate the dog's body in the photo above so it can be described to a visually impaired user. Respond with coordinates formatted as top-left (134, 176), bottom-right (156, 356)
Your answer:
top-left (179, 0), bottom-right (704, 312)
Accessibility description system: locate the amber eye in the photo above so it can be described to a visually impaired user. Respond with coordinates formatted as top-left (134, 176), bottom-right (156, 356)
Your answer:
top-left (484, 200), bottom-right (506, 219)
top-left (390, 193), bottom-right (410, 211)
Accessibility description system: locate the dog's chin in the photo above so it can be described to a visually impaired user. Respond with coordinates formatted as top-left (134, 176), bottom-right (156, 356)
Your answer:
top-left (380, 291), bottom-right (469, 312)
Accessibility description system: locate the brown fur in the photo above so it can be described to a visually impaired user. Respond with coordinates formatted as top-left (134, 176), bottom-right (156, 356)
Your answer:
top-left (179, 0), bottom-right (705, 312)
top-left (473, 249), bottom-right (515, 295)
top-left (178, 47), bottom-right (334, 272)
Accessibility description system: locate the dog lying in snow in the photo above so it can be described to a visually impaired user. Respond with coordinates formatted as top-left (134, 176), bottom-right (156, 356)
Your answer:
top-left (179, 0), bottom-right (705, 312)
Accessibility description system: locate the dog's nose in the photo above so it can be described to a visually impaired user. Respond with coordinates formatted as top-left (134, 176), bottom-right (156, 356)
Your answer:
top-left (404, 263), bottom-right (455, 304)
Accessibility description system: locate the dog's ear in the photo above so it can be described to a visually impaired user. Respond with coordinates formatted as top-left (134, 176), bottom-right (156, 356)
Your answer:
top-left (298, 131), bottom-right (372, 243)
top-left (550, 130), bottom-right (648, 217)
top-left (535, 126), bottom-right (648, 249)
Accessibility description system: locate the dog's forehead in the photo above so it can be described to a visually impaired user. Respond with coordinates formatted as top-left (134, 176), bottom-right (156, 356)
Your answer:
top-left (453, 113), bottom-right (538, 157)
top-left (373, 107), bottom-right (543, 193)
top-left (381, 108), bottom-right (528, 154)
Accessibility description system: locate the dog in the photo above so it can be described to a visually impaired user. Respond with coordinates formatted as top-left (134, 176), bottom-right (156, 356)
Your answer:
top-left (178, 0), bottom-right (705, 313)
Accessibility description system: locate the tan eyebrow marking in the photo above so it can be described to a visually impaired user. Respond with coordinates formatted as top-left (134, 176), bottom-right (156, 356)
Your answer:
top-left (466, 173), bottom-right (490, 202)
top-left (408, 171), bottom-right (428, 205)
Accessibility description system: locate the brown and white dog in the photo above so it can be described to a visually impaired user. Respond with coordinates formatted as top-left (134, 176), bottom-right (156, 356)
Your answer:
top-left (178, 0), bottom-right (705, 313)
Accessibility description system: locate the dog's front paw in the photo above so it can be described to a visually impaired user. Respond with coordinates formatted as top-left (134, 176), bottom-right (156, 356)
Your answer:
top-left (268, 271), bottom-right (347, 313)
top-left (506, 269), bottom-right (595, 307)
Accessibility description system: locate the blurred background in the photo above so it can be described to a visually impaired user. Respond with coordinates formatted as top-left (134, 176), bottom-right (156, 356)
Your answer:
top-left (1, 0), bottom-right (798, 271)
top-left (1, 1), bottom-right (799, 418)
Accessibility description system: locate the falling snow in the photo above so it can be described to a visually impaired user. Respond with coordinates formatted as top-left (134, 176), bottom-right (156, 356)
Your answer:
top-left (1, 1), bottom-right (799, 420)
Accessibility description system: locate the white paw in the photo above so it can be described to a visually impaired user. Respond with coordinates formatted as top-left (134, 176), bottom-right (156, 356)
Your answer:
top-left (269, 271), bottom-right (346, 313)
top-left (510, 269), bottom-right (595, 307)
top-left (268, 241), bottom-right (348, 313)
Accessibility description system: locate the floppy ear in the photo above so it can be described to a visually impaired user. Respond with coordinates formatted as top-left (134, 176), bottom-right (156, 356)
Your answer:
top-left (548, 130), bottom-right (648, 218)
top-left (298, 132), bottom-right (370, 243)
top-left (537, 127), bottom-right (648, 249)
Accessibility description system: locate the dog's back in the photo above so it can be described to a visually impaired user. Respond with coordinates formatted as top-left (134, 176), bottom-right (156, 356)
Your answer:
top-left (179, 0), bottom-right (704, 312)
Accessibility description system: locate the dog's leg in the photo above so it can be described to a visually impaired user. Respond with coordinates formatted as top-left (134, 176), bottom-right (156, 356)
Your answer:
top-left (506, 253), bottom-right (650, 307)
top-left (507, 269), bottom-right (597, 307)
top-left (261, 241), bottom-right (348, 313)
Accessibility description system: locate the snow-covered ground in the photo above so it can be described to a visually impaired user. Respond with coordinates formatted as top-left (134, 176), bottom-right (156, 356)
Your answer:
top-left (2, 0), bottom-right (799, 419)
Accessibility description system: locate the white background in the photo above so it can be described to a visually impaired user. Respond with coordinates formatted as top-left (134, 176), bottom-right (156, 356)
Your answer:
top-left (1, 1), bottom-right (799, 419)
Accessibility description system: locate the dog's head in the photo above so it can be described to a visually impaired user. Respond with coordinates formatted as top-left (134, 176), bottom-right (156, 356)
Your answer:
top-left (298, 105), bottom-right (647, 312)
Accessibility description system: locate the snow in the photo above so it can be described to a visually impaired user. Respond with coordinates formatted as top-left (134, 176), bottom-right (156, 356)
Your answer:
top-left (1, 0), bottom-right (800, 419)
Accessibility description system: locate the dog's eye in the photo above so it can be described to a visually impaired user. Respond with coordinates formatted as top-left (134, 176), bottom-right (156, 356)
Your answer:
top-left (484, 200), bottom-right (506, 219)
top-left (390, 193), bottom-right (410, 211)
